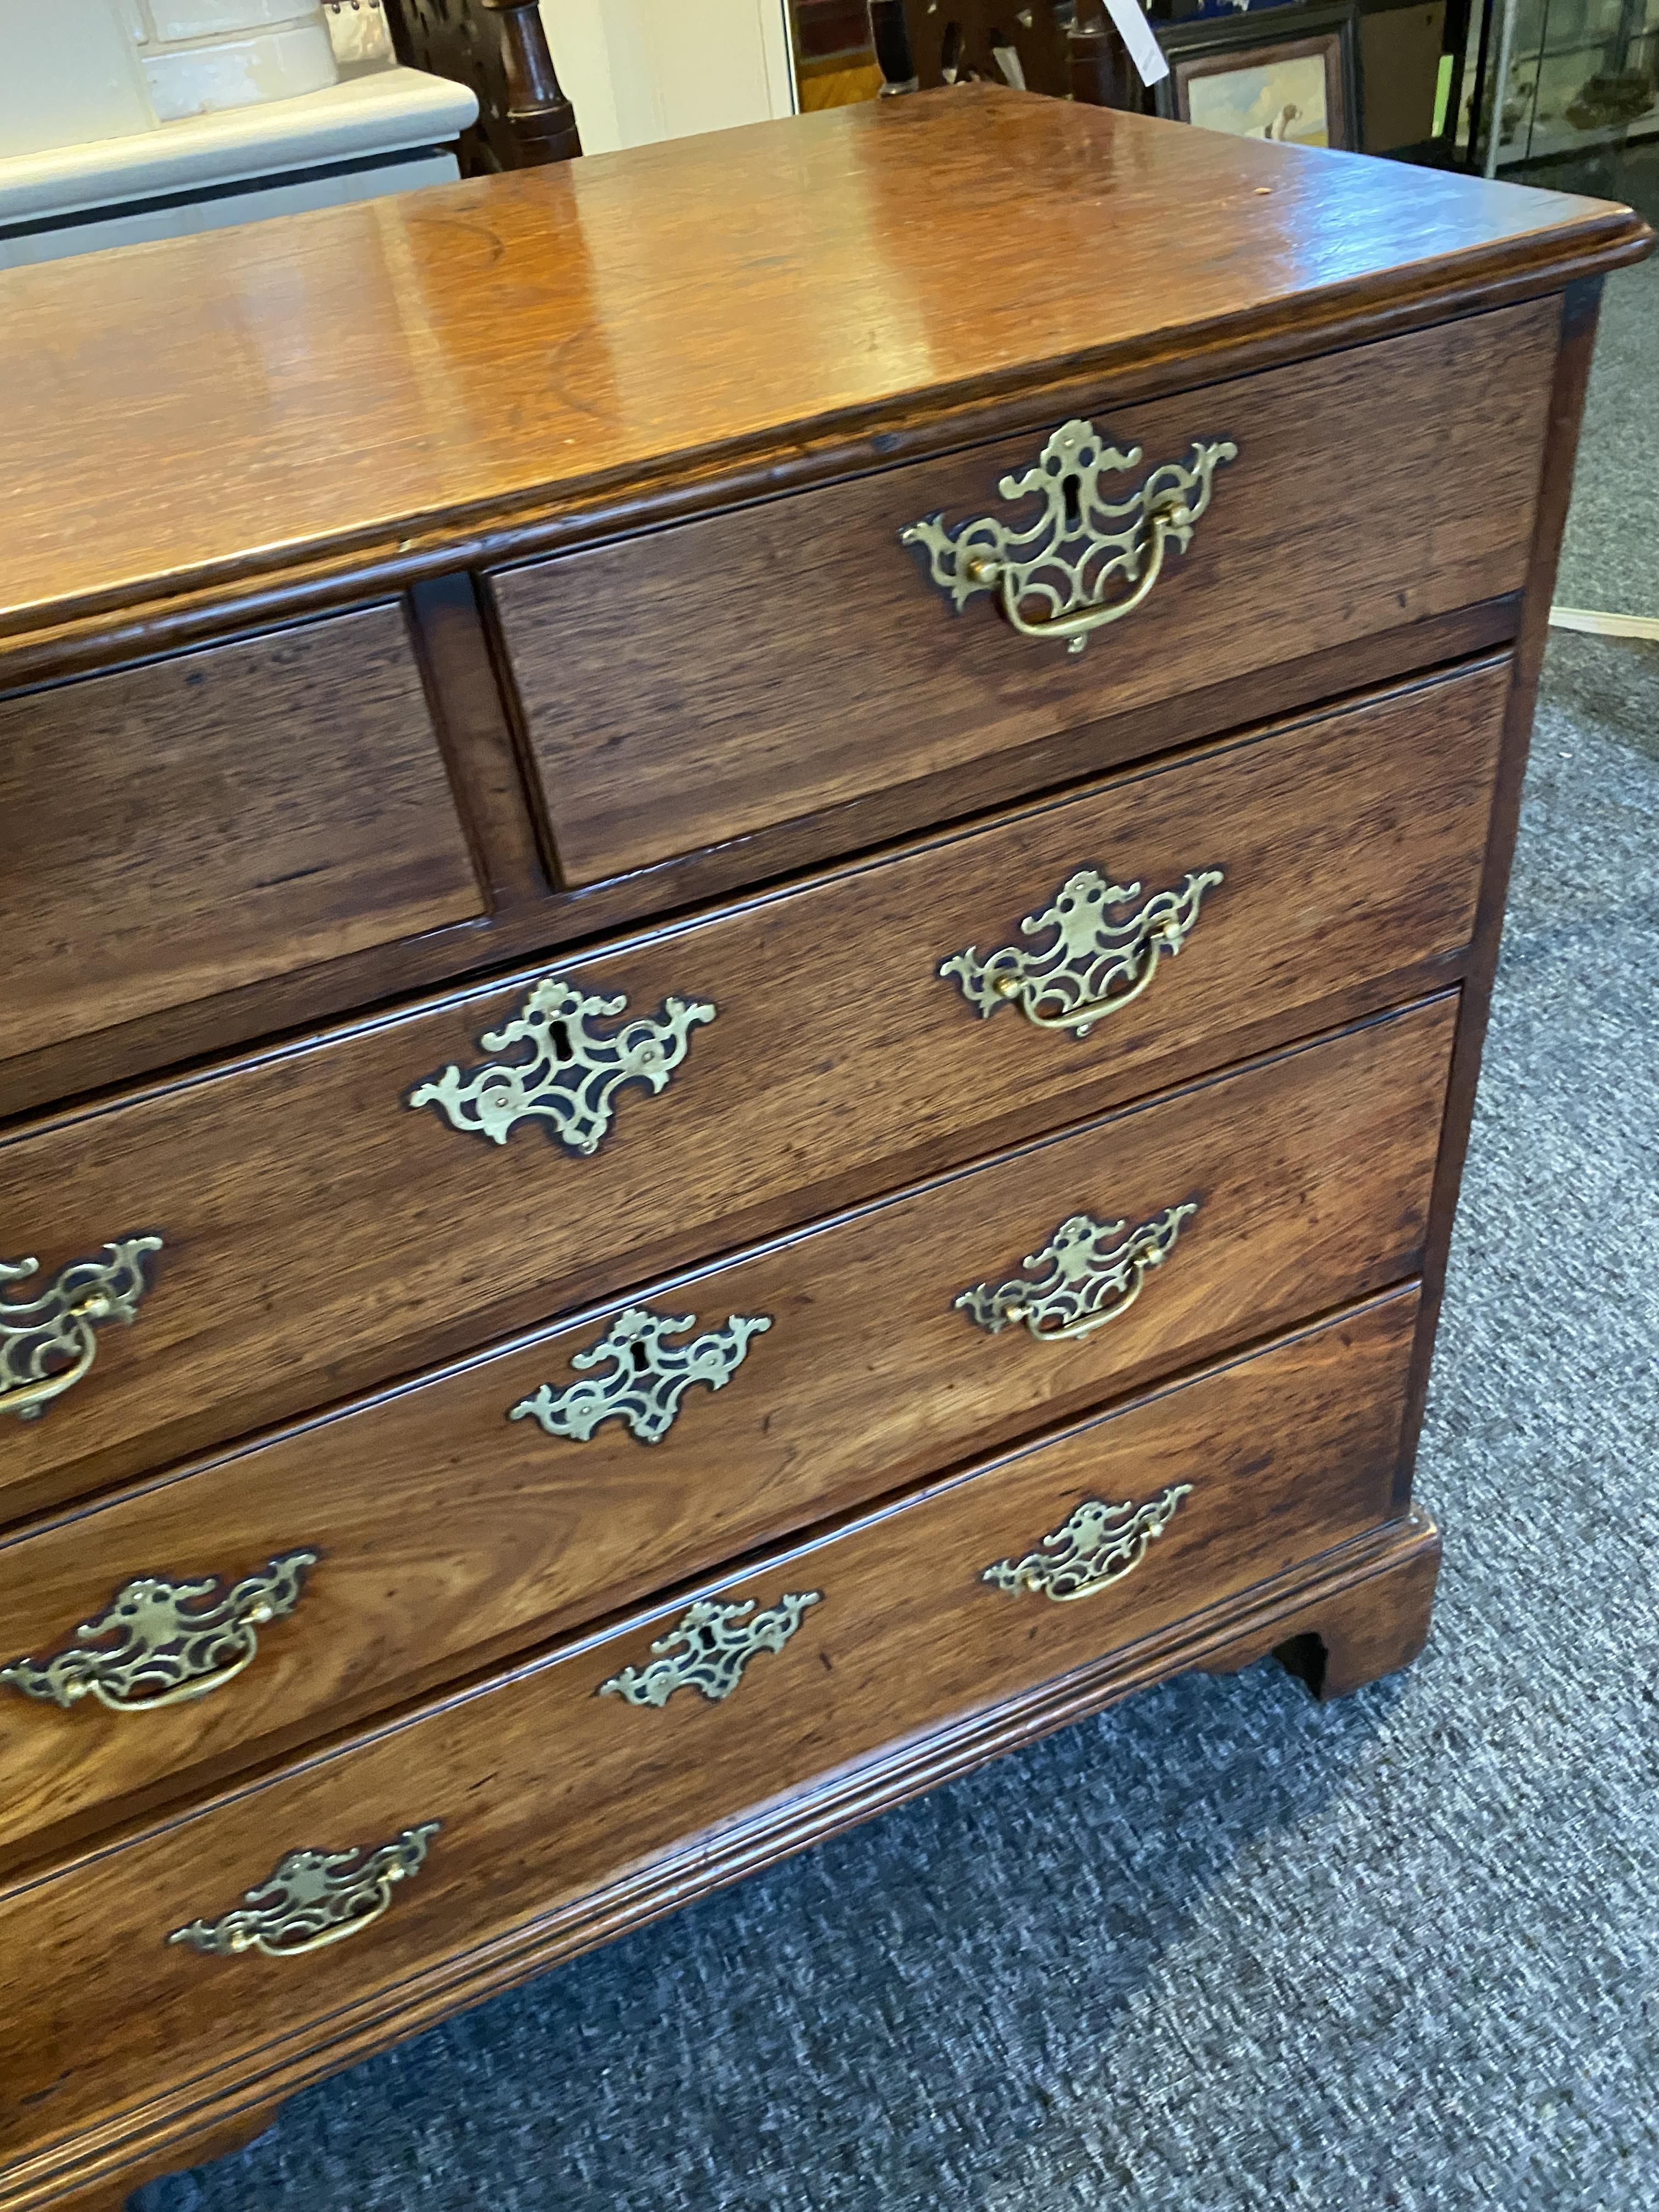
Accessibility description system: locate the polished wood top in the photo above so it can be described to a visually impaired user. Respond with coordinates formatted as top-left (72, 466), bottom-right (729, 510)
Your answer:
top-left (0, 87), bottom-right (1647, 640)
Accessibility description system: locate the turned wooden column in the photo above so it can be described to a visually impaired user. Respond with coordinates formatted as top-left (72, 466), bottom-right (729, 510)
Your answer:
top-left (867, 0), bottom-right (919, 92)
top-left (477, 0), bottom-right (582, 164)
top-left (1067, 0), bottom-right (1140, 110)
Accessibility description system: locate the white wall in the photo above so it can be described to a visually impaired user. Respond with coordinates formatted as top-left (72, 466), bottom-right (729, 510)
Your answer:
top-left (543, 0), bottom-right (795, 156)
top-left (0, 0), bottom-right (154, 153)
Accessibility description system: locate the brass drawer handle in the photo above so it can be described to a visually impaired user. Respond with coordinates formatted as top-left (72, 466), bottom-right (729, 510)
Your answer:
top-left (901, 421), bottom-right (1236, 654)
top-left (1, 1551), bottom-right (318, 1714)
top-left (408, 972), bottom-right (714, 1155)
top-left (0, 1237), bottom-right (162, 1422)
top-left (941, 864), bottom-right (1221, 1036)
top-left (167, 1823), bottom-right (439, 1959)
top-left (511, 1304), bottom-right (772, 1444)
top-left (983, 1488), bottom-right (1192, 1603)
top-left (599, 1591), bottom-right (821, 1707)
top-left (957, 1203), bottom-right (1196, 1342)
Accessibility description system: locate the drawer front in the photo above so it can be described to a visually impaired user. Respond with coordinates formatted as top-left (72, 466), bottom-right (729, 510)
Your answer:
top-left (0, 999), bottom-right (1453, 1867)
top-left (0, 605), bottom-right (484, 1068)
top-left (492, 299), bottom-right (1553, 885)
top-left (0, 1291), bottom-right (1417, 2165)
top-left (0, 662), bottom-right (1500, 1518)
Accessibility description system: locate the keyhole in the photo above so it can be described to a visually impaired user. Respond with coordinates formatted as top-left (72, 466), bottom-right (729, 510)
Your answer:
top-left (1063, 473), bottom-right (1083, 534)
top-left (547, 1020), bottom-right (572, 1063)
top-left (630, 1343), bottom-right (651, 1374)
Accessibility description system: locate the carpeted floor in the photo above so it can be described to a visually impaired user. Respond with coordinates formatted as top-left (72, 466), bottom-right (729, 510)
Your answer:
top-left (1553, 150), bottom-right (1659, 635)
top-left (134, 258), bottom-right (1659, 2212)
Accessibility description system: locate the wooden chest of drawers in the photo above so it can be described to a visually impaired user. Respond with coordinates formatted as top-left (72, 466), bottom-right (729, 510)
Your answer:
top-left (0, 88), bottom-right (1649, 2211)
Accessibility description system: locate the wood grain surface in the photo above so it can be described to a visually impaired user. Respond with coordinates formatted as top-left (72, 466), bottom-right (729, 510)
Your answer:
top-left (0, 90), bottom-right (1646, 642)
top-left (495, 302), bottom-right (1553, 883)
top-left (0, 1290), bottom-right (1417, 2178)
top-left (0, 663), bottom-right (1503, 1521)
top-left (0, 606), bottom-right (484, 1064)
top-left (0, 997), bottom-right (1454, 1872)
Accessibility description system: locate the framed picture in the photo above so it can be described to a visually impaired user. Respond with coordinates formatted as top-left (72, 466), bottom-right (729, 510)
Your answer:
top-left (1155, 2), bottom-right (1360, 150)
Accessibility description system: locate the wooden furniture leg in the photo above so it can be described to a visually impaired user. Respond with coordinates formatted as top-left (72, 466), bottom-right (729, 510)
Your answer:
top-left (1200, 1514), bottom-right (1442, 1700)
top-left (47, 2104), bottom-right (282, 2212)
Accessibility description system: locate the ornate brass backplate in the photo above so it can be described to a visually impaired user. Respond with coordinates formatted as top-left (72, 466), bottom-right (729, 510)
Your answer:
top-left (407, 973), bottom-right (714, 1155)
top-left (1, 1551), bottom-right (317, 1714)
top-left (0, 1236), bottom-right (162, 1421)
top-left (599, 1592), bottom-right (821, 1707)
top-left (510, 1305), bottom-right (772, 1444)
top-left (957, 1203), bottom-right (1197, 1342)
top-left (168, 1824), bottom-right (440, 1958)
top-left (983, 1488), bottom-right (1193, 1602)
top-left (901, 421), bottom-right (1237, 653)
top-left (940, 865), bottom-right (1222, 1036)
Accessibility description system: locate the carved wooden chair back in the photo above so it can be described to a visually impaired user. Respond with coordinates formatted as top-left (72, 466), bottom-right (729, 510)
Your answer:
top-left (866, 0), bottom-right (1141, 106)
top-left (867, 0), bottom-right (1072, 94)
top-left (380, 0), bottom-right (580, 172)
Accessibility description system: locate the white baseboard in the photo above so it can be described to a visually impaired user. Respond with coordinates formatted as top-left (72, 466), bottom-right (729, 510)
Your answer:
top-left (1549, 606), bottom-right (1659, 642)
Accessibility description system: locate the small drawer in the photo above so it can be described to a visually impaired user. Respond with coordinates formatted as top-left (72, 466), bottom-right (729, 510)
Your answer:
top-left (0, 604), bottom-right (485, 1073)
top-left (0, 660), bottom-right (1501, 1519)
top-left (490, 299), bottom-right (1553, 885)
top-left (0, 997), bottom-right (1453, 1868)
top-left (0, 1290), bottom-right (1417, 2178)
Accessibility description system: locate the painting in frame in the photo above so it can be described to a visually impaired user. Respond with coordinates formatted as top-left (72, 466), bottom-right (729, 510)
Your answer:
top-left (1155, 5), bottom-right (1359, 150)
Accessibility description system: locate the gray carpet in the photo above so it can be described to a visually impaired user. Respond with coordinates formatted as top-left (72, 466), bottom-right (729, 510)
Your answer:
top-left (1554, 160), bottom-right (1659, 627)
top-left (134, 261), bottom-right (1659, 2212)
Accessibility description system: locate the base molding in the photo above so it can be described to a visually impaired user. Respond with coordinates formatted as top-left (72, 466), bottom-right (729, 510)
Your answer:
top-left (6, 1512), bottom-right (1440, 2212)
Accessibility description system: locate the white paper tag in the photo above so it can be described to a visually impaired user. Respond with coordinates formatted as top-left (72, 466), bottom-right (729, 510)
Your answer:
top-left (992, 43), bottom-right (1029, 91)
top-left (1102, 0), bottom-right (1171, 86)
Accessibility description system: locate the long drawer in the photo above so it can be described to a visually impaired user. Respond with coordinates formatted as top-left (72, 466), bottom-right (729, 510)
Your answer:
top-left (492, 299), bottom-right (1553, 884)
top-left (0, 661), bottom-right (1503, 1519)
top-left (0, 999), bottom-right (1453, 1869)
top-left (0, 1291), bottom-right (1417, 2174)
